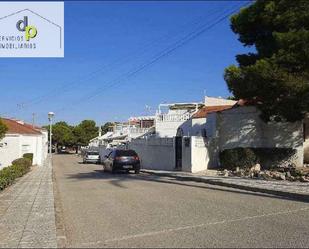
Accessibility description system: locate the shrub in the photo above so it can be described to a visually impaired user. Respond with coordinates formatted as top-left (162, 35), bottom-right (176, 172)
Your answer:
top-left (0, 158), bottom-right (31, 190)
top-left (219, 147), bottom-right (297, 170)
top-left (23, 153), bottom-right (33, 164)
top-left (219, 148), bottom-right (257, 170)
top-left (253, 148), bottom-right (297, 170)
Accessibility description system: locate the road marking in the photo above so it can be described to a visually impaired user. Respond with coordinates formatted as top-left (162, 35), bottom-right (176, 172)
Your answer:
top-left (102, 207), bottom-right (309, 244)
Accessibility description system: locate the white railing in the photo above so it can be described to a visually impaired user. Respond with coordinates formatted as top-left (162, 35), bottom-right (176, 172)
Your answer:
top-left (129, 127), bottom-right (150, 134)
top-left (156, 113), bottom-right (191, 122)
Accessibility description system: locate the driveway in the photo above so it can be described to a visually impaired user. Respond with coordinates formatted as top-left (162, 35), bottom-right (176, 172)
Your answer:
top-left (53, 154), bottom-right (309, 248)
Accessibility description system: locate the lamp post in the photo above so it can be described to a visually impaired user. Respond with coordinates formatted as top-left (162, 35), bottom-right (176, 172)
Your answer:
top-left (48, 112), bottom-right (55, 155)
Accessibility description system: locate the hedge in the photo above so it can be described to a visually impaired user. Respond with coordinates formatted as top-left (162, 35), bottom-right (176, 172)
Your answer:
top-left (23, 153), bottom-right (33, 164)
top-left (0, 158), bottom-right (31, 190)
top-left (219, 147), bottom-right (297, 170)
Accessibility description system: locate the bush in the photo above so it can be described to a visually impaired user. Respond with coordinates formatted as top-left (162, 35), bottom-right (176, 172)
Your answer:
top-left (219, 148), bottom-right (257, 170)
top-left (219, 147), bottom-right (297, 170)
top-left (253, 148), bottom-right (297, 169)
top-left (23, 153), bottom-right (33, 164)
top-left (0, 158), bottom-right (31, 190)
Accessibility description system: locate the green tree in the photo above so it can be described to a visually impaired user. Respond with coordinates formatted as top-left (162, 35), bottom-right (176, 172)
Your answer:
top-left (73, 120), bottom-right (98, 146)
top-left (0, 118), bottom-right (8, 140)
top-left (101, 122), bottom-right (114, 135)
top-left (224, 0), bottom-right (309, 122)
top-left (44, 121), bottom-right (75, 147)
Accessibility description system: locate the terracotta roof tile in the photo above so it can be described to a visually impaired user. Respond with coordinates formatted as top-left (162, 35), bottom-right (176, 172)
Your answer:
top-left (236, 98), bottom-right (261, 106)
top-left (192, 105), bottom-right (234, 119)
top-left (1, 118), bottom-right (42, 135)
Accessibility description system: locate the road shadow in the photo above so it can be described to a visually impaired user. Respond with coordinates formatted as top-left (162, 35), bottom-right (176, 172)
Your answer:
top-left (66, 169), bottom-right (309, 203)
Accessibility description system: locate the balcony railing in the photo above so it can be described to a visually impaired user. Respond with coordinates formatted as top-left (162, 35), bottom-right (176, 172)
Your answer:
top-left (156, 113), bottom-right (191, 122)
top-left (129, 127), bottom-right (150, 134)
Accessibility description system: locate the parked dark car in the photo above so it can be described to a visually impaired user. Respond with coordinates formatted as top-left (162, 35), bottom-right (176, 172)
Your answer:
top-left (102, 149), bottom-right (140, 174)
top-left (83, 151), bottom-right (100, 164)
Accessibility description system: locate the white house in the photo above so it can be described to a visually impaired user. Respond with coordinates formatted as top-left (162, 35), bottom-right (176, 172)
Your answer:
top-left (203, 103), bottom-right (305, 168)
top-left (155, 97), bottom-right (236, 138)
top-left (0, 118), bottom-right (48, 169)
top-left (128, 97), bottom-right (236, 173)
top-left (129, 96), bottom-right (306, 172)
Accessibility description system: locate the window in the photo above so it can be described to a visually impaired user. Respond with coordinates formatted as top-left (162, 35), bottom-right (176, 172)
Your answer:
top-left (22, 145), bottom-right (30, 153)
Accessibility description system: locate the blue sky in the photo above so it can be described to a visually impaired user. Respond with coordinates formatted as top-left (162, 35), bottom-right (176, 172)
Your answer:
top-left (0, 1), bottom-right (253, 125)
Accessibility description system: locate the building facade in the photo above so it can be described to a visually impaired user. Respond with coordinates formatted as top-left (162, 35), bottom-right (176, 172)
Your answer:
top-left (0, 119), bottom-right (48, 169)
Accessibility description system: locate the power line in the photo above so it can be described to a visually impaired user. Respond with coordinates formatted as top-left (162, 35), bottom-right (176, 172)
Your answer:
top-left (52, 2), bottom-right (250, 116)
top-left (6, 3), bottom-right (229, 116)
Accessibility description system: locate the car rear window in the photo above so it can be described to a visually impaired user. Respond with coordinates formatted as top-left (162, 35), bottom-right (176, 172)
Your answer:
top-left (87, 151), bottom-right (99, 155)
top-left (116, 150), bottom-right (137, 156)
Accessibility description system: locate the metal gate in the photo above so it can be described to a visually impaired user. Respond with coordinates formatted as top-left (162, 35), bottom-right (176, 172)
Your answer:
top-left (175, 136), bottom-right (182, 170)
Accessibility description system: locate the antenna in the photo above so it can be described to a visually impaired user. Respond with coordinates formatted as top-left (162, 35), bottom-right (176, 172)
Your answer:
top-left (32, 113), bottom-right (36, 128)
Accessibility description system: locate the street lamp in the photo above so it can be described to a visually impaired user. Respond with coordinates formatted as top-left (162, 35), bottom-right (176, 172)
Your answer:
top-left (48, 112), bottom-right (55, 155)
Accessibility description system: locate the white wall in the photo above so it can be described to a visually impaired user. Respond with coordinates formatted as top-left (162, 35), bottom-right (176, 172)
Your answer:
top-left (204, 96), bottom-right (237, 106)
top-left (128, 136), bottom-right (210, 173)
top-left (155, 120), bottom-right (187, 138)
top-left (180, 136), bottom-right (210, 173)
top-left (191, 137), bottom-right (209, 173)
top-left (20, 135), bottom-right (41, 165)
top-left (129, 137), bottom-right (175, 170)
top-left (0, 135), bottom-right (21, 169)
top-left (0, 132), bottom-right (48, 169)
top-left (216, 106), bottom-right (304, 167)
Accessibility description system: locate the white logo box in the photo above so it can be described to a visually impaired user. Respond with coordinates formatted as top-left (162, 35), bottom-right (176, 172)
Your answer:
top-left (0, 1), bottom-right (64, 57)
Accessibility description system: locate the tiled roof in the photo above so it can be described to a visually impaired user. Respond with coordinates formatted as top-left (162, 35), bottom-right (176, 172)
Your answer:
top-left (1, 118), bottom-right (42, 135)
top-left (192, 105), bottom-right (234, 119)
top-left (235, 98), bottom-right (263, 107)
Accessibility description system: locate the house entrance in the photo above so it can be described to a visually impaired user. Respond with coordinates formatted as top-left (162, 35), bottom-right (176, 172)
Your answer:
top-left (175, 128), bottom-right (183, 170)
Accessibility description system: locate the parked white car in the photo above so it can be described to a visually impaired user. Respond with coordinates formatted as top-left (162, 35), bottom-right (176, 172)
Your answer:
top-left (83, 151), bottom-right (100, 164)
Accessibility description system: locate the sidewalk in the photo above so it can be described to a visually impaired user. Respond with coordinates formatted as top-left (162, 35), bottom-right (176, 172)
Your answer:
top-left (142, 169), bottom-right (309, 202)
top-left (0, 159), bottom-right (57, 248)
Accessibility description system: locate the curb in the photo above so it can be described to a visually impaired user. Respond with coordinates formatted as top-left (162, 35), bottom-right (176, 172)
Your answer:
top-left (51, 157), bottom-right (67, 248)
top-left (142, 170), bottom-right (309, 203)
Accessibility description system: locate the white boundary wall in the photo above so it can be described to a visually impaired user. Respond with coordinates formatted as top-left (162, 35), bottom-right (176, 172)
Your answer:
top-left (182, 137), bottom-right (209, 173)
top-left (215, 106), bottom-right (304, 167)
top-left (0, 132), bottom-right (48, 169)
top-left (129, 136), bottom-right (209, 173)
top-left (129, 137), bottom-right (175, 171)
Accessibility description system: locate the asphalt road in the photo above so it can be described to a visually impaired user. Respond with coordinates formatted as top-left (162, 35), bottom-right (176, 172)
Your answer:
top-left (53, 154), bottom-right (309, 248)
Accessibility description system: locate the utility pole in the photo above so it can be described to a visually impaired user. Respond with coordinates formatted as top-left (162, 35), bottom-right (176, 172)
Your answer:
top-left (32, 113), bottom-right (36, 128)
top-left (48, 112), bottom-right (55, 156)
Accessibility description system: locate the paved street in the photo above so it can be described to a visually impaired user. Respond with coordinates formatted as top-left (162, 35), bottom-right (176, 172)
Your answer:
top-left (53, 154), bottom-right (309, 248)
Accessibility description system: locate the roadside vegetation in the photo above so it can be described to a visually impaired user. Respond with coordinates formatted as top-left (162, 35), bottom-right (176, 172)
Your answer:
top-left (43, 120), bottom-right (115, 151)
top-left (224, 0), bottom-right (309, 122)
top-left (221, 0), bottom-right (309, 173)
top-left (0, 153), bottom-right (33, 191)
